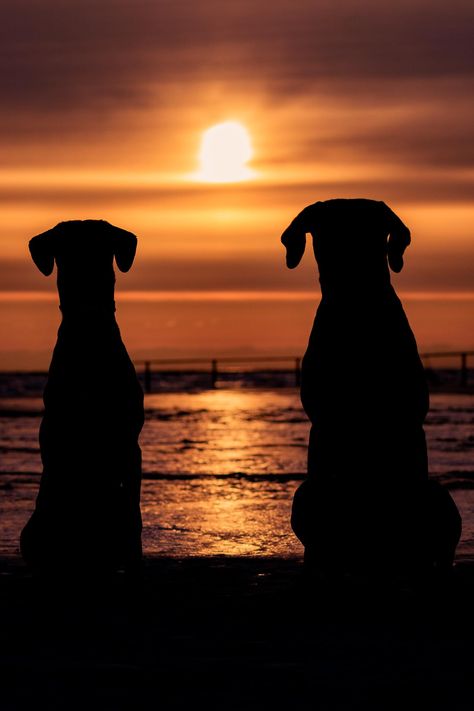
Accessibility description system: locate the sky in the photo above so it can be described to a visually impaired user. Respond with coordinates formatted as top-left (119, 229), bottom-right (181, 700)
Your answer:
top-left (1, 0), bottom-right (473, 367)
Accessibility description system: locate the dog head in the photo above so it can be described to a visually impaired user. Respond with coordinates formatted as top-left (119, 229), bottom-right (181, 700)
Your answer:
top-left (29, 220), bottom-right (137, 276)
top-left (281, 200), bottom-right (411, 274)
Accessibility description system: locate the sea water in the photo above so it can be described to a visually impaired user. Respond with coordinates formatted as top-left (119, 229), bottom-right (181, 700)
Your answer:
top-left (1, 375), bottom-right (473, 560)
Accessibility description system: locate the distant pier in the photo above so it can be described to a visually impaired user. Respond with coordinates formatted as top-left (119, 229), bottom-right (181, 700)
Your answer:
top-left (135, 351), bottom-right (473, 393)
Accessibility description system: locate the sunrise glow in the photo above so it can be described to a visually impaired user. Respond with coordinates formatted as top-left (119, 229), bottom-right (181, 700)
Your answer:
top-left (195, 121), bottom-right (254, 183)
top-left (1, 1), bottom-right (473, 367)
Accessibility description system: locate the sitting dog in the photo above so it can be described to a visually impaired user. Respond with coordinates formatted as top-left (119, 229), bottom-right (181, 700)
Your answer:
top-left (20, 220), bottom-right (144, 574)
top-left (281, 199), bottom-right (461, 575)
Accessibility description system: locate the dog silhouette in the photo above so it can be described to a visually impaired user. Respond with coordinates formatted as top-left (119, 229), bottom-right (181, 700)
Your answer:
top-left (282, 199), bottom-right (461, 575)
top-left (20, 220), bottom-right (144, 574)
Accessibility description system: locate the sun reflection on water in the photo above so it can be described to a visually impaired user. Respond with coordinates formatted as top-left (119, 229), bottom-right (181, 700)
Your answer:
top-left (140, 388), bottom-right (308, 556)
top-left (2, 388), bottom-right (473, 559)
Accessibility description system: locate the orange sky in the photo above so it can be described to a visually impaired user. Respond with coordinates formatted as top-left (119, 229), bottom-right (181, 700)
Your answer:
top-left (1, 0), bottom-right (473, 367)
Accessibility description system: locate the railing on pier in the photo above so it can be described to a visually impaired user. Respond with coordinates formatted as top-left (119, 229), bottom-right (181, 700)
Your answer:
top-left (136, 351), bottom-right (473, 394)
top-left (135, 356), bottom-right (301, 393)
top-left (419, 350), bottom-right (474, 389)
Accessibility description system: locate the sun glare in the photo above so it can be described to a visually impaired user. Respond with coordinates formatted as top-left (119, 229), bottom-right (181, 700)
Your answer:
top-left (195, 121), bottom-right (255, 183)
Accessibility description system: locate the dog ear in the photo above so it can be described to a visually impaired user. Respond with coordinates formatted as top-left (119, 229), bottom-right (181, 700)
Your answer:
top-left (29, 227), bottom-right (57, 276)
top-left (281, 222), bottom-right (306, 269)
top-left (384, 204), bottom-right (411, 273)
top-left (281, 205), bottom-right (317, 269)
top-left (109, 224), bottom-right (137, 272)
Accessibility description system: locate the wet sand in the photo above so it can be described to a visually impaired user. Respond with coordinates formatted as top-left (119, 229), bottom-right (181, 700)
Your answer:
top-left (1, 556), bottom-right (473, 710)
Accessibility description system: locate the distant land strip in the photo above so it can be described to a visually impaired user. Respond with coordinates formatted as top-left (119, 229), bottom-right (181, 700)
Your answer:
top-left (1, 290), bottom-right (474, 302)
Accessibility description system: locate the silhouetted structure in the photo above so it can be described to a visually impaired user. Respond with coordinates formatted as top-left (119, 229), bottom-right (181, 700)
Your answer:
top-left (282, 199), bottom-right (461, 575)
top-left (20, 220), bottom-right (144, 574)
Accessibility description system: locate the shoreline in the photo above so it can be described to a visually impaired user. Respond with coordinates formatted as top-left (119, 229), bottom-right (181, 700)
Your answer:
top-left (1, 555), bottom-right (474, 709)
top-left (1, 372), bottom-right (473, 397)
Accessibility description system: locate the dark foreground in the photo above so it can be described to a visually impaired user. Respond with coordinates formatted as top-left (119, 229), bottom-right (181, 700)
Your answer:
top-left (1, 557), bottom-right (473, 710)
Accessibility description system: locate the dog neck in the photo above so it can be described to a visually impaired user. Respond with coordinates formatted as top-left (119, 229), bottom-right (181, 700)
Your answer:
top-left (319, 278), bottom-right (397, 304)
top-left (59, 300), bottom-right (117, 319)
top-left (56, 264), bottom-right (117, 319)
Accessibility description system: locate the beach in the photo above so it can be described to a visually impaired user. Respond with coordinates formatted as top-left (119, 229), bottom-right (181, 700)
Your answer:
top-left (1, 555), bottom-right (474, 710)
top-left (1, 381), bottom-right (474, 708)
top-left (1, 382), bottom-right (474, 560)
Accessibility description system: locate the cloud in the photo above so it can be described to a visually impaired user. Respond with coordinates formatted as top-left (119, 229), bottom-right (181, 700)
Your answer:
top-left (2, 0), bottom-right (472, 185)
top-left (1, 0), bottom-right (473, 296)
top-left (1, 175), bottom-right (473, 210)
top-left (3, 245), bottom-right (474, 294)
top-left (3, 0), bottom-right (473, 114)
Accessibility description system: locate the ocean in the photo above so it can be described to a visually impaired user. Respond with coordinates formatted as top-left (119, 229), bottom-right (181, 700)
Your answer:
top-left (1, 372), bottom-right (473, 561)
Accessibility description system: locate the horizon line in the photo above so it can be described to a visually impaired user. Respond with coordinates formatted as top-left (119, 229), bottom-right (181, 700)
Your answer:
top-left (1, 289), bottom-right (474, 303)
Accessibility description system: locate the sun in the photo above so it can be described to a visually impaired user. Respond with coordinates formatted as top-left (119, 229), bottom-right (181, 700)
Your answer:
top-left (195, 121), bottom-right (255, 183)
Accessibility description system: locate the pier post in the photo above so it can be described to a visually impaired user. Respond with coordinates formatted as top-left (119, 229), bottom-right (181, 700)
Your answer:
top-left (144, 361), bottom-right (152, 394)
top-left (211, 359), bottom-right (218, 388)
top-left (460, 352), bottom-right (468, 387)
top-left (295, 357), bottom-right (301, 387)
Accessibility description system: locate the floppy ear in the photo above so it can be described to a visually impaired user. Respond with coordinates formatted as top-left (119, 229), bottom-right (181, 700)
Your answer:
top-left (385, 205), bottom-right (411, 273)
top-left (281, 205), bottom-right (316, 269)
top-left (109, 224), bottom-right (137, 272)
top-left (281, 221), bottom-right (306, 269)
top-left (29, 227), bottom-right (57, 276)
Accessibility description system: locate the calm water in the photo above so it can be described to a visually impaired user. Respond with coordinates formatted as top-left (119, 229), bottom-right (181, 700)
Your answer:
top-left (1, 378), bottom-right (473, 560)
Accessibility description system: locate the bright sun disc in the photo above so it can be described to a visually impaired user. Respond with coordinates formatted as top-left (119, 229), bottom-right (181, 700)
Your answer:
top-left (196, 121), bottom-right (254, 183)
